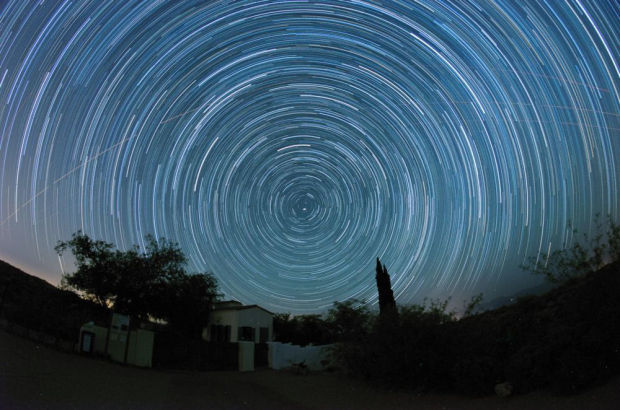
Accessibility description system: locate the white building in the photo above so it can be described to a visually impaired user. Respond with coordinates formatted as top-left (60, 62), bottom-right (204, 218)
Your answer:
top-left (203, 300), bottom-right (274, 343)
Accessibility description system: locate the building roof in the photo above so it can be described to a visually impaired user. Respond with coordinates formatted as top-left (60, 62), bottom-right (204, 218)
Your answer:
top-left (214, 300), bottom-right (273, 315)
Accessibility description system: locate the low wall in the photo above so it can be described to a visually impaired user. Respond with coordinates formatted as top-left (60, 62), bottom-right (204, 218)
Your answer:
top-left (79, 323), bottom-right (154, 367)
top-left (238, 341), bottom-right (254, 372)
top-left (152, 332), bottom-right (239, 371)
top-left (267, 342), bottom-right (333, 371)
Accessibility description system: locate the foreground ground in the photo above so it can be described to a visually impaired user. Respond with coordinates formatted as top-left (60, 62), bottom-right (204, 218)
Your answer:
top-left (1, 330), bottom-right (619, 409)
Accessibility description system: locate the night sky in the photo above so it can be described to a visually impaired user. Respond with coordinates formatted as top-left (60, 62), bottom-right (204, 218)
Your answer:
top-left (0, 1), bottom-right (618, 313)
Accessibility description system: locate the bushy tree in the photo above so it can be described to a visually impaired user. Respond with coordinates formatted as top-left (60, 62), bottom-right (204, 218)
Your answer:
top-left (55, 232), bottom-right (119, 308)
top-left (273, 313), bottom-right (333, 346)
top-left (56, 231), bottom-right (218, 337)
top-left (161, 272), bottom-right (219, 338)
top-left (273, 313), bottom-right (297, 343)
top-left (273, 300), bottom-right (373, 346)
top-left (329, 297), bottom-right (455, 387)
top-left (327, 299), bottom-right (373, 342)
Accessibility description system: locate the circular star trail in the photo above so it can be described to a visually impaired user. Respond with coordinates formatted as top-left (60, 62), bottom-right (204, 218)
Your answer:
top-left (0, 1), bottom-right (618, 313)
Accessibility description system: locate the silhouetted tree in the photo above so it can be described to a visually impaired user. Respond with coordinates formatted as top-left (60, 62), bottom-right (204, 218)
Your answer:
top-left (273, 313), bottom-right (334, 346)
top-left (161, 272), bottom-right (219, 339)
top-left (327, 299), bottom-right (372, 342)
top-left (273, 313), bottom-right (297, 343)
top-left (56, 231), bottom-right (218, 340)
top-left (375, 257), bottom-right (397, 317)
top-left (55, 232), bottom-right (119, 308)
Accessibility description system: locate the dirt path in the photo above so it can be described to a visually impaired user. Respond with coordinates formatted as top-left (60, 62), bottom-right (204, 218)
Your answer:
top-left (1, 330), bottom-right (619, 409)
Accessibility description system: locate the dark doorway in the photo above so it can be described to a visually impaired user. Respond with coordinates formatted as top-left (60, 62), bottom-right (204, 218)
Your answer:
top-left (255, 343), bottom-right (268, 368)
top-left (80, 331), bottom-right (95, 354)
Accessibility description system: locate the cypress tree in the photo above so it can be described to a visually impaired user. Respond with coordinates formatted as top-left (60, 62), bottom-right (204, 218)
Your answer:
top-left (375, 257), bottom-right (397, 317)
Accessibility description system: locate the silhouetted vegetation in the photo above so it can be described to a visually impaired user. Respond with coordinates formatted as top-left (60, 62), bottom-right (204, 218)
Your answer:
top-left (329, 298), bottom-right (457, 390)
top-left (56, 231), bottom-right (219, 339)
top-left (522, 216), bottom-right (620, 283)
top-left (462, 292), bottom-right (484, 317)
top-left (448, 260), bottom-right (620, 395)
top-left (273, 313), bottom-right (333, 346)
top-left (273, 299), bottom-right (372, 346)
top-left (328, 258), bottom-right (620, 396)
top-left (375, 257), bottom-right (397, 318)
top-left (326, 299), bottom-right (373, 342)
top-left (274, 287), bottom-right (387, 347)
top-left (4, 219), bottom-right (619, 397)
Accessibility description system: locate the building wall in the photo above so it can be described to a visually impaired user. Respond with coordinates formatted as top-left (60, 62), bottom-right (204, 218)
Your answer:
top-left (80, 322), bottom-right (107, 353)
top-left (204, 307), bottom-right (273, 342)
top-left (107, 327), bottom-right (129, 362)
top-left (204, 309), bottom-right (239, 341)
top-left (128, 329), bottom-right (154, 367)
top-left (237, 308), bottom-right (273, 342)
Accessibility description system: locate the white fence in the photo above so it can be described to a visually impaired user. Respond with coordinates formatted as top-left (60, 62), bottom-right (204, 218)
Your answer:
top-left (267, 342), bottom-right (333, 371)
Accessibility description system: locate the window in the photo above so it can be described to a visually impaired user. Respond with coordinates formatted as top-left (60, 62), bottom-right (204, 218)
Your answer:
top-left (259, 327), bottom-right (269, 342)
top-left (210, 325), bottom-right (231, 342)
top-left (210, 325), bottom-right (219, 341)
top-left (238, 326), bottom-right (255, 342)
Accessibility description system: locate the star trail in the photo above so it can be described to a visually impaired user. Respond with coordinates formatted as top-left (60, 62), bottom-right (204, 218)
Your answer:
top-left (0, 1), bottom-right (618, 313)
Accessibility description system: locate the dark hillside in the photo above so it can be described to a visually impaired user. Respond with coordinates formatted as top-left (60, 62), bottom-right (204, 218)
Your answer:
top-left (330, 261), bottom-right (620, 396)
top-left (448, 261), bottom-right (620, 394)
top-left (0, 260), bottom-right (108, 341)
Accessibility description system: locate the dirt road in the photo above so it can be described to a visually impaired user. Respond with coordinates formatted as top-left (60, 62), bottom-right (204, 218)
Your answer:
top-left (1, 330), bottom-right (618, 409)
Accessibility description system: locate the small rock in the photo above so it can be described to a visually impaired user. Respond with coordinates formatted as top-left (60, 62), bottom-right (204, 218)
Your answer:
top-left (494, 382), bottom-right (513, 397)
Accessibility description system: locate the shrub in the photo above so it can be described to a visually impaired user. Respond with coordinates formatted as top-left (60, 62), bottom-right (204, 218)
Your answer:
top-left (522, 216), bottom-right (619, 283)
